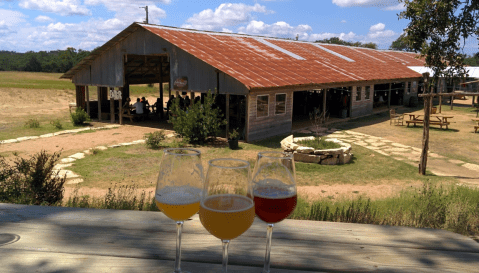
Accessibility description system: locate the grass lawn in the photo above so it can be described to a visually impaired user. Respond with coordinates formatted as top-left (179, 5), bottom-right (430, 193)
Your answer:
top-left (0, 71), bottom-right (74, 90)
top-left (68, 134), bottom-right (454, 190)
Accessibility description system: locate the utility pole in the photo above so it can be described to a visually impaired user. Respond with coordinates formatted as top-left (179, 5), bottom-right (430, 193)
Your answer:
top-left (139, 6), bottom-right (148, 24)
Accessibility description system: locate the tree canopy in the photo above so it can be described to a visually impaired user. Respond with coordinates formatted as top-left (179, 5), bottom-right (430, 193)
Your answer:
top-left (389, 33), bottom-right (412, 52)
top-left (400, 0), bottom-right (479, 80)
top-left (315, 37), bottom-right (378, 49)
top-left (0, 47), bottom-right (91, 73)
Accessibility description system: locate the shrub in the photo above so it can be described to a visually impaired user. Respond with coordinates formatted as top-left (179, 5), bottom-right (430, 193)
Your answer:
top-left (144, 130), bottom-right (166, 149)
top-left (169, 91), bottom-right (227, 144)
top-left (24, 118), bottom-right (40, 128)
top-left (0, 150), bottom-right (66, 205)
top-left (50, 119), bottom-right (63, 129)
top-left (70, 107), bottom-right (90, 126)
top-left (228, 128), bottom-right (240, 140)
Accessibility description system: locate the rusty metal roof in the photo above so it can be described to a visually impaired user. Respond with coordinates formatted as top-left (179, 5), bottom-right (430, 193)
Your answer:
top-left (62, 22), bottom-right (425, 90)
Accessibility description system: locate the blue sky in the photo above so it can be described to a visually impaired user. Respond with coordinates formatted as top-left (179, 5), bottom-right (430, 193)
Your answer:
top-left (0, 0), bottom-right (476, 54)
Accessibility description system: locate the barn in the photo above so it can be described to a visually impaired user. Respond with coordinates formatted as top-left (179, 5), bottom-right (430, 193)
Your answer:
top-left (61, 22), bottom-right (426, 142)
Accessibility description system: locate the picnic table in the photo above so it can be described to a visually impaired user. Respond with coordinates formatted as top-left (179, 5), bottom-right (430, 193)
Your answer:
top-left (406, 114), bottom-right (453, 129)
top-left (1, 203), bottom-right (478, 272)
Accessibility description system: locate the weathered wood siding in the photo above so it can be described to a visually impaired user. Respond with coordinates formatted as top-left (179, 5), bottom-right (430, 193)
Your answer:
top-left (247, 90), bottom-right (293, 141)
top-left (351, 85), bottom-right (373, 118)
top-left (71, 28), bottom-right (249, 95)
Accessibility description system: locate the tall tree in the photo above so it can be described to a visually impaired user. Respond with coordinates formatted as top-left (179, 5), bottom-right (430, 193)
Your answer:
top-left (400, 0), bottom-right (479, 174)
top-left (315, 37), bottom-right (378, 49)
top-left (389, 33), bottom-right (412, 51)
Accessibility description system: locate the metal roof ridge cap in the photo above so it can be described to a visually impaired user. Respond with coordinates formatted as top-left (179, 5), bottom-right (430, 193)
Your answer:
top-left (312, 44), bottom-right (355, 62)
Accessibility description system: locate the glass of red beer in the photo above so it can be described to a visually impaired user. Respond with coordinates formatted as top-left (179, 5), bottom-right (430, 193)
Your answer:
top-left (252, 151), bottom-right (297, 273)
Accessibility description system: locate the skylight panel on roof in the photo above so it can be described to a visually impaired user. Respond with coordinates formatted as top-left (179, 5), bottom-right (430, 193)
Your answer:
top-left (255, 39), bottom-right (305, 60)
top-left (312, 44), bottom-right (355, 62)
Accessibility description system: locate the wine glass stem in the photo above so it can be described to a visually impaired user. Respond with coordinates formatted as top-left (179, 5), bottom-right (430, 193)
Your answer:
top-left (175, 221), bottom-right (184, 273)
top-left (263, 223), bottom-right (274, 273)
top-left (222, 240), bottom-right (230, 273)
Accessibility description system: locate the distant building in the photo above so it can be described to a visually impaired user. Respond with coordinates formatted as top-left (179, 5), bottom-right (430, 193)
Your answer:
top-left (62, 23), bottom-right (426, 142)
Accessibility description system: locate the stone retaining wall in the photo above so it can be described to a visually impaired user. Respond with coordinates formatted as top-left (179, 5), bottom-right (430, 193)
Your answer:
top-left (280, 135), bottom-right (352, 165)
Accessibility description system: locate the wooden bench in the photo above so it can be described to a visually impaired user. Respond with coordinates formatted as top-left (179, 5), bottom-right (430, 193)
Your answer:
top-left (121, 107), bottom-right (143, 122)
top-left (406, 119), bottom-right (423, 127)
top-left (406, 119), bottom-right (450, 129)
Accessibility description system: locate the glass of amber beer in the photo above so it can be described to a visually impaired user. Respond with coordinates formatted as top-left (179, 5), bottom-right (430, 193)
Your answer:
top-left (199, 159), bottom-right (255, 273)
top-left (252, 152), bottom-right (297, 273)
top-left (155, 148), bottom-right (203, 273)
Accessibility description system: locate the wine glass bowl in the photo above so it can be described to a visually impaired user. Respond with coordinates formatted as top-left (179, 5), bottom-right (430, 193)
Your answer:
top-left (199, 158), bottom-right (254, 272)
top-left (252, 151), bottom-right (297, 273)
top-left (155, 148), bottom-right (204, 273)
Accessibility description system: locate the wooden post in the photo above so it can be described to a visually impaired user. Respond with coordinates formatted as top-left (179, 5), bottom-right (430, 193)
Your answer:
top-left (190, 92), bottom-right (194, 107)
top-left (439, 92), bottom-right (442, 114)
top-left (419, 73), bottom-right (431, 175)
top-left (245, 94), bottom-right (249, 142)
top-left (110, 89), bottom-right (115, 123)
top-left (97, 87), bottom-right (102, 122)
top-left (472, 96), bottom-right (475, 107)
top-left (322, 88), bottom-right (327, 123)
top-left (159, 65), bottom-right (164, 119)
top-left (119, 96), bottom-right (123, 125)
top-left (86, 86), bottom-right (90, 116)
top-left (450, 92), bottom-right (454, 110)
top-left (388, 83), bottom-right (391, 108)
top-left (226, 94), bottom-right (230, 139)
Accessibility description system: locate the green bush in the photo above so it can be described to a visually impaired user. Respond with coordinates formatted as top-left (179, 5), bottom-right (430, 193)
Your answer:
top-left (24, 118), bottom-right (40, 128)
top-left (144, 130), bottom-right (166, 149)
top-left (0, 150), bottom-right (66, 205)
top-left (169, 91), bottom-right (227, 144)
top-left (70, 107), bottom-right (90, 126)
top-left (50, 119), bottom-right (63, 129)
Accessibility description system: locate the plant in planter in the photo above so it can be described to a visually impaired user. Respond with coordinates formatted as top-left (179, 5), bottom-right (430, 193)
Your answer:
top-left (228, 128), bottom-right (240, 150)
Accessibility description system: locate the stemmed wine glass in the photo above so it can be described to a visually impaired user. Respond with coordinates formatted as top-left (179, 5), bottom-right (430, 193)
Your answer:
top-left (155, 148), bottom-right (204, 273)
top-left (199, 158), bottom-right (255, 273)
top-left (252, 152), bottom-right (297, 273)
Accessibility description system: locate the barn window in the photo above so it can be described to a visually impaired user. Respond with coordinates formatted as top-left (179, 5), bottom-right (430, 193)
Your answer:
top-left (257, 95), bottom-right (269, 117)
top-left (356, 87), bottom-right (362, 101)
top-left (275, 93), bottom-right (286, 115)
top-left (365, 86), bottom-right (371, 100)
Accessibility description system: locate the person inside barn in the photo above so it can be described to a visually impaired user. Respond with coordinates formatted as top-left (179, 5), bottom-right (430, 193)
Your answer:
top-left (133, 98), bottom-right (143, 115)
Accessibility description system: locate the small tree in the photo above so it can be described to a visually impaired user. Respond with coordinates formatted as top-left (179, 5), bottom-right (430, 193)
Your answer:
top-left (389, 33), bottom-right (412, 52)
top-left (169, 91), bottom-right (227, 144)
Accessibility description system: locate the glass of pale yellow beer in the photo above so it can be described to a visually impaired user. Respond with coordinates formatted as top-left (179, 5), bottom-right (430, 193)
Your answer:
top-left (155, 148), bottom-right (203, 273)
top-left (199, 158), bottom-right (254, 273)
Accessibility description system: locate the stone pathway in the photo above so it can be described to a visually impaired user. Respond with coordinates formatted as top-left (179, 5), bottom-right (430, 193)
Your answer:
top-left (295, 128), bottom-right (479, 187)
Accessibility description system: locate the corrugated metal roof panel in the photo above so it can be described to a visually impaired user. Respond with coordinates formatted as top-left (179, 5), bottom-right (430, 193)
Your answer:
top-left (62, 23), bottom-right (425, 89)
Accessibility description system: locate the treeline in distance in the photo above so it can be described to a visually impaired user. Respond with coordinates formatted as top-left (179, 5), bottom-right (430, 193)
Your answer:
top-left (0, 47), bottom-right (92, 73)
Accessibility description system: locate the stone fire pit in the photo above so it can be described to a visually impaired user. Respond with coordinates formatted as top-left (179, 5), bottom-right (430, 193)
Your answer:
top-left (281, 135), bottom-right (352, 165)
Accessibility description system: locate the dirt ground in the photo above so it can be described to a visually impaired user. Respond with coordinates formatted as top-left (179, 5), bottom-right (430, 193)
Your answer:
top-left (1, 87), bottom-right (477, 203)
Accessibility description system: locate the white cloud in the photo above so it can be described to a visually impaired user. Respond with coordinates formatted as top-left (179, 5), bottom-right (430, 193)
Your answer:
top-left (332, 0), bottom-right (405, 10)
top-left (84, 0), bottom-right (167, 24)
top-left (19, 0), bottom-right (91, 16)
top-left (367, 22), bottom-right (395, 39)
top-left (238, 20), bottom-right (312, 40)
top-left (341, 20), bottom-right (347, 23)
top-left (0, 9), bottom-right (26, 37)
top-left (182, 3), bottom-right (270, 31)
top-left (369, 23), bottom-right (385, 32)
top-left (35, 15), bottom-right (54, 22)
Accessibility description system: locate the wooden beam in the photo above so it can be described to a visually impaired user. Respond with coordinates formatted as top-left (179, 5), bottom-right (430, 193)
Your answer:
top-left (159, 66), bottom-right (164, 119)
top-left (110, 88), bottom-right (115, 124)
top-left (418, 92), bottom-right (479, 97)
top-left (245, 94), bottom-right (249, 142)
top-left (322, 89), bottom-right (327, 124)
top-left (86, 86), bottom-right (90, 116)
top-left (97, 86), bottom-right (102, 122)
top-left (388, 83), bottom-right (391, 108)
top-left (119, 95), bottom-right (123, 125)
top-left (226, 94), bottom-right (230, 139)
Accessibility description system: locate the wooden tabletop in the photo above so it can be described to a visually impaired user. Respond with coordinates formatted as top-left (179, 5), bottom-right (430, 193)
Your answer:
top-left (1, 204), bottom-right (479, 272)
